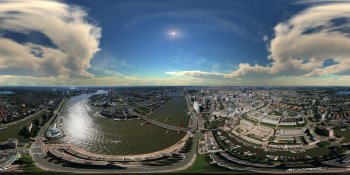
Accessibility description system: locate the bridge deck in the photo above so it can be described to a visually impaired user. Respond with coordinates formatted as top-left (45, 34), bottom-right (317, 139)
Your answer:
top-left (139, 116), bottom-right (190, 132)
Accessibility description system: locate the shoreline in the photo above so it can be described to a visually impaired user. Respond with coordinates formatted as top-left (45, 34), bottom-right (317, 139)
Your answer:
top-left (55, 92), bottom-right (189, 156)
top-left (47, 132), bottom-right (189, 159)
top-left (31, 90), bottom-right (200, 173)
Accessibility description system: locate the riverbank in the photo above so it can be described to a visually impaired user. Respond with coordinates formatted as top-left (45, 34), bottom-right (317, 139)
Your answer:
top-left (57, 92), bottom-right (188, 155)
top-left (48, 133), bottom-right (190, 160)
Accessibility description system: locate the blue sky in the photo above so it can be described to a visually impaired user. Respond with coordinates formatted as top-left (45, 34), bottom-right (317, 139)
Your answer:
top-left (1, 0), bottom-right (350, 86)
top-left (79, 0), bottom-right (290, 76)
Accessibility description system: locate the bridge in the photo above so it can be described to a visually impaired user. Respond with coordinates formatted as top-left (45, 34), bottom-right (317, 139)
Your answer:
top-left (139, 115), bottom-right (191, 133)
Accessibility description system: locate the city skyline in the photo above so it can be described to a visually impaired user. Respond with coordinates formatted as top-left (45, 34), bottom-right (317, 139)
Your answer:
top-left (1, 0), bottom-right (350, 86)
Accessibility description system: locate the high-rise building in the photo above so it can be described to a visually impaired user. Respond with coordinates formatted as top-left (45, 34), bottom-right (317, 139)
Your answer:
top-left (194, 101), bottom-right (200, 113)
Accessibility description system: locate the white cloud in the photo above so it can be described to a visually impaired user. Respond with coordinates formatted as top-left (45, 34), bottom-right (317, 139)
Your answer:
top-left (168, 2), bottom-right (350, 83)
top-left (166, 70), bottom-right (228, 78)
top-left (229, 2), bottom-right (350, 78)
top-left (0, 0), bottom-right (101, 78)
top-left (263, 35), bottom-right (269, 42)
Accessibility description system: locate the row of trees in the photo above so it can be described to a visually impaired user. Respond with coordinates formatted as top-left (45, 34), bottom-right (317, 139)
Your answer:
top-left (19, 112), bottom-right (52, 138)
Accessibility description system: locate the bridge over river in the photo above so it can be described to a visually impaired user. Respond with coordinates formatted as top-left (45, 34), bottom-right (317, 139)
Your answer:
top-left (139, 115), bottom-right (191, 133)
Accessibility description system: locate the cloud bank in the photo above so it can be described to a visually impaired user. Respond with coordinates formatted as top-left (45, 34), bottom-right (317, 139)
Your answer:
top-left (0, 0), bottom-right (101, 78)
top-left (260, 2), bottom-right (350, 77)
top-left (168, 2), bottom-right (350, 81)
top-left (166, 71), bottom-right (227, 78)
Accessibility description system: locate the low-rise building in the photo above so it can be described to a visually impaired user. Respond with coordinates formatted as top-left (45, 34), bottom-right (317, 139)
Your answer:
top-left (0, 138), bottom-right (18, 150)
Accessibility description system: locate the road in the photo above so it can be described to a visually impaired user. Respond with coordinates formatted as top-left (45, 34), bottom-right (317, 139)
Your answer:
top-left (30, 97), bottom-right (68, 170)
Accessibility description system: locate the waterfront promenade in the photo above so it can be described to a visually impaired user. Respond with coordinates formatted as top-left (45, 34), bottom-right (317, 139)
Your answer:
top-left (46, 132), bottom-right (189, 160)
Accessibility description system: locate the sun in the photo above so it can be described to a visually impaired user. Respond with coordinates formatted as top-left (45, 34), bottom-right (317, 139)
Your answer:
top-left (168, 30), bottom-right (179, 38)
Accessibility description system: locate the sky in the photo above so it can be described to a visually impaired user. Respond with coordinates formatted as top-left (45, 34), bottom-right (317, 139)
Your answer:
top-left (1, 0), bottom-right (350, 86)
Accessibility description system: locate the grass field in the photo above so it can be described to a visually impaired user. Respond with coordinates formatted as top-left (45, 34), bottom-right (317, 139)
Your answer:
top-left (207, 118), bottom-right (226, 129)
top-left (181, 154), bottom-right (245, 174)
top-left (334, 128), bottom-right (350, 143)
top-left (268, 111), bottom-right (283, 116)
top-left (13, 154), bottom-right (46, 173)
top-left (241, 114), bottom-right (258, 124)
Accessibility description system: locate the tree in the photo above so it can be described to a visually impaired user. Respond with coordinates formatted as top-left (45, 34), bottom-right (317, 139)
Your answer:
top-left (317, 141), bottom-right (331, 148)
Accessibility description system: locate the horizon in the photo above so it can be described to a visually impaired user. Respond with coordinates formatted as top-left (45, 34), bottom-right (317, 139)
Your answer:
top-left (3, 85), bottom-right (350, 88)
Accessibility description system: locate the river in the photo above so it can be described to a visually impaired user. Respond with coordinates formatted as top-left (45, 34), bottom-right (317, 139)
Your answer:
top-left (57, 91), bottom-right (189, 155)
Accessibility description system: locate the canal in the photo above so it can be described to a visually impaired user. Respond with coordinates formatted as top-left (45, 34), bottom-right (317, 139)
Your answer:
top-left (58, 91), bottom-right (189, 155)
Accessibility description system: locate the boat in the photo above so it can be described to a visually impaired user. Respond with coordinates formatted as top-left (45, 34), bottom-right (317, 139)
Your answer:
top-left (141, 122), bottom-right (149, 126)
